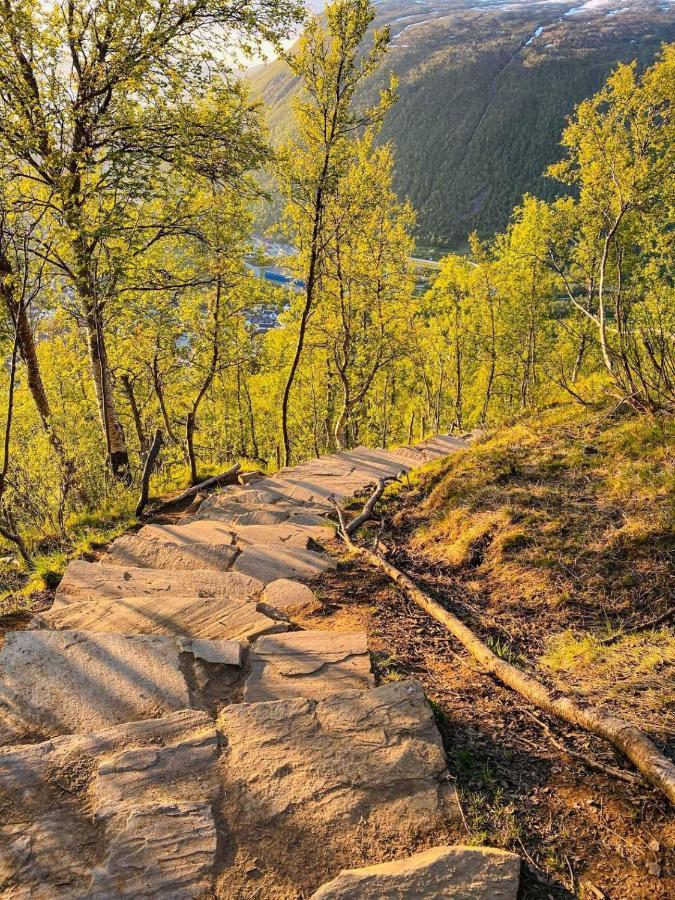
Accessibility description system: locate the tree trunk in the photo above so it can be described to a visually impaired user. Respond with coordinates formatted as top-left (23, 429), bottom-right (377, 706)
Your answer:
top-left (84, 306), bottom-right (130, 482)
top-left (151, 355), bottom-right (178, 443)
top-left (136, 429), bottom-right (163, 517)
top-left (120, 374), bottom-right (147, 455)
top-left (0, 274), bottom-right (76, 487)
top-left (281, 249), bottom-right (319, 467)
top-left (571, 332), bottom-right (588, 384)
top-left (186, 410), bottom-right (198, 485)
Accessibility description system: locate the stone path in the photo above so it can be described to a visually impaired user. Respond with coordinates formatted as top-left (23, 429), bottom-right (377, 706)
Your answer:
top-left (0, 436), bottom-right (521, 898)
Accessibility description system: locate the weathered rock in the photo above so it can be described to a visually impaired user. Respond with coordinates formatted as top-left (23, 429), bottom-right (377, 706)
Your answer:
top-left (94, 723), bottom-right (220, 819)
top-left (243, 631), bottom-right (373, 702)
top-left (232, 521), bottom-right (334, 548)
top-left (54, 560), bottom-right (263, 608)
top-left (217, 680), bottom-right (456, 827)
top-left (103, 533), bottom-right (239, 572)
top-left (309, 845), bottom-right (521, 899)
top-left (232, 544), bottom-right (337, 584)
top-left (340, 446), bottom-right (412, 478)
top-left (0, 631), bottom-right (241, 744)
top-left (392, 445), bottom-right (434, 464)
top-left (414, 435), bottom-right (467, 458)
top-left (195, 502), bottom-right (292, 526)
top-left (0, 711), bottom-right (219, 898)
top-left (87, 801), bottom-right (217, 898)
top-left (177, 637), bottom-right (242, 666)
top-left (138, 520), bottom-right (237, 545)
top-left (39, 593), bottom-right (287, 643)
top-left (261, 578), bottom-right (317, 612)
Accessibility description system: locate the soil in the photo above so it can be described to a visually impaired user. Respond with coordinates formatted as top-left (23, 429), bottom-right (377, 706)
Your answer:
top-left (296, 527), bottom-right (674, 900)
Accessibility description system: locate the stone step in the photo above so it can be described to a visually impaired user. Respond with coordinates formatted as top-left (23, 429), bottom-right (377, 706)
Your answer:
top-left (140, 518), bottom-right (334, 550)
top-left (309, 845), bottom-right (521, 899)
top-left (0, 679), bottom-right (477, 898)
top-left (0, 630), bottom-right (242, 746)
top-left (391, 444), bottom-right (435, 464)
top-left (103, 532), bottom-right (239, 571)
top-left (54, 559), bottom-right (263, 608)
top-left (38, 591), bottom-right (289, 643)
top-left (243, 631), bottom-right (373, 702)
top-left (214, 679), bottom-right (459, 896)
top-left (232, 544), bottom-right (337, 584)
top-left (413, 435), bottom-right (467, 457)
top-left (340, 446), bottom-right (413, 476)
top-left (0, 709), bottom-right (219, 898)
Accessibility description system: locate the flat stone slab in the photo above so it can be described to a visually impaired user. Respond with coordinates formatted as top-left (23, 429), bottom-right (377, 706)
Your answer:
top-left (232, 521), bottom-right (334, 548)
top-left (0, 631), bottom-right (242, 745)
top-left (392, 445), bottom-right (435, 464)
top-left (54, 560), bottom-right (263, 609)
top-left (232, 544), bottom-right (337, 584)
top-left (139, 520), bottom-right (238, 545)
top-left (217, 680), bottom-right (455, 828)
top-left (196, 502), bottom-right (292, 526)
top-left (40, 593), bottom-right (287, 643)
top-left (88, 801), bottom-right (217, 898)
top-left (339, 446), bottom-right (412, 477)
top-left (103, 533), bottom-right (239, 572)
top-left (0, 710), bottom-right (220, 897)
top-left (243, 631), bottom-right (374, 702)
top-left (310, 845), bottom-right (521, 899)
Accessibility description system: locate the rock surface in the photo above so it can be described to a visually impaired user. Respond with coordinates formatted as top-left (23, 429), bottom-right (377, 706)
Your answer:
top-left (104, 533), bottom-right (239, 572)
top-left (309, 845), bottom-right (521, 899)
top-left (232, 544), bottom-right (337, 583)
top-left (261, 578), bottom-right (317, 612)
top-left (55, 560), bottom-right (263, 607)
top-left (243, 631), bottom-right (373, 702)
top-left (0, 631), bottom-right (241, 744)
top-left (0, 711), bottom-right (218, 897)
top-left (218, 680), bottom-right (456, 827)
top-left (38, 592), bottom-right (287, 643)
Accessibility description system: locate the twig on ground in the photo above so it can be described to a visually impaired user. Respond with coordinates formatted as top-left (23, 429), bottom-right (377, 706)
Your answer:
top-left (521, 708), bottom-right (642, 786)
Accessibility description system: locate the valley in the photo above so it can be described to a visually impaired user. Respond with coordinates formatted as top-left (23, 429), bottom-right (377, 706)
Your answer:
top-left (248, 0), bottom-right (675, 251)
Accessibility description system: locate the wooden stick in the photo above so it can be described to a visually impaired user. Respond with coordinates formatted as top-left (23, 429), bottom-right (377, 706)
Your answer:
top-left (344, 475), bottom-right (399, 536)
top-left (600, 607), bottom-right (675, 644)
top-left (147, 462), bottom-right (241, 516)
top-left (332, 489), bottom-right (675, 806)
top-left (136, 429), bottom-right (163, 517)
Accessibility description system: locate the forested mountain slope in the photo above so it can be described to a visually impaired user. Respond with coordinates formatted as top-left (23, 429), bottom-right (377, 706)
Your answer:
top-left (248, 0), bottom-right (675, 251)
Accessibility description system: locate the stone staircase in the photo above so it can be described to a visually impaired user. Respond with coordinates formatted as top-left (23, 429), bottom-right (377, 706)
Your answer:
top-left (0, 435), bottom-right (521, 898)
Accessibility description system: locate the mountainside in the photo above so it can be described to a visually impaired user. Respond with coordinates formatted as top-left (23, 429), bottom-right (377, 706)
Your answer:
top-left (247, 0), bottom-right (675, 252)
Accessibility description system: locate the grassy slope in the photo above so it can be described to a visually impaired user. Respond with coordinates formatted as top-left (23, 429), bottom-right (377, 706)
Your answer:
top-left (409, 405), bottom-right (674, 735)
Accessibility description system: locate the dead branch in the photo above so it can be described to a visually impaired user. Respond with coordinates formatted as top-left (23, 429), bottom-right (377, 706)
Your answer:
top-left (344, 475), bottom-right (400, 536)
top-left (600, 607), bottom-right (675, 644)
top-left (331, 492), bottom-right (675, 806)
top-left (521, 709), bottom-right (641, 786)
top-left (146, 462), bottom-right (241, 517)
top-left (136, 429), bottom-right (163, 518)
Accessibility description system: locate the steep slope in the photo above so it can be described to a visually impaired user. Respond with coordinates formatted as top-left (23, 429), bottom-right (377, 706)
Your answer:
top-left (247, 0), bottom-right (675, 252)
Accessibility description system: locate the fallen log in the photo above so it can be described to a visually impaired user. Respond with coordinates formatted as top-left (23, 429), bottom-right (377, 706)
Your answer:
top-left (331, 481), bottom-right (675, 806)
top-left (146, 462), bottom-right (241, 517)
